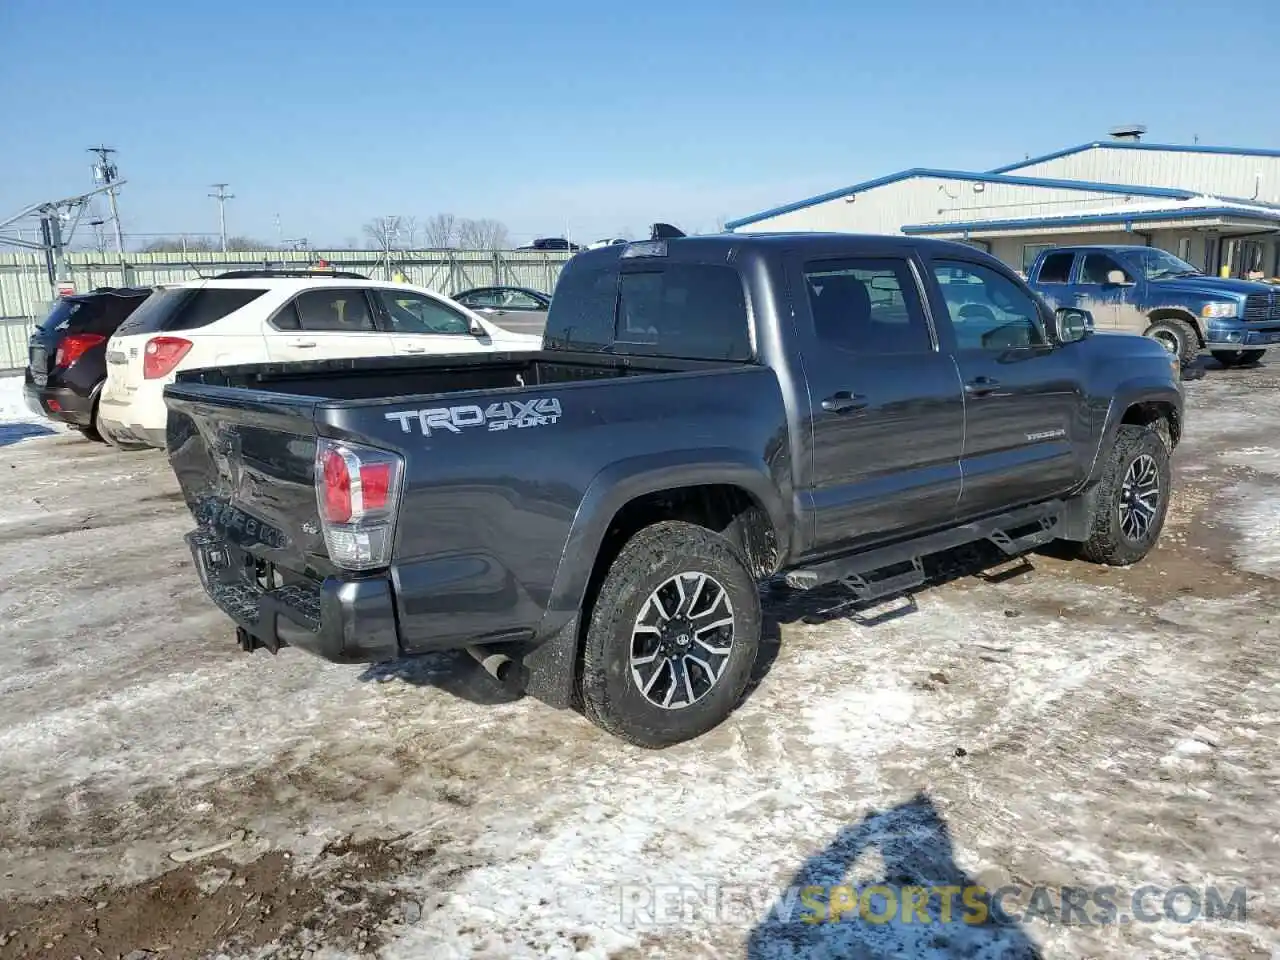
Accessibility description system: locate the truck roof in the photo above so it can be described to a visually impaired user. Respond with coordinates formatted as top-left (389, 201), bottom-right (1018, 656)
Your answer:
top-left (571, 232), bottom-right (987, 267)
top-left (1032, 244), bottom-right (1154, 255)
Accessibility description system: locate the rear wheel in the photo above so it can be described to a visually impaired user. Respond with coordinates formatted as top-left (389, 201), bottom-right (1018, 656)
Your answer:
top-left (1080, 424), bottom-right (1171, 566)
top-left (1144, 317), bottom-right (1199, 368)
top-left (581, 521), bottom-right (761, 748)
top-left (78, 399), bottom-right (108, 443)
top-left (1211, 349), bottom-right (1265, 367)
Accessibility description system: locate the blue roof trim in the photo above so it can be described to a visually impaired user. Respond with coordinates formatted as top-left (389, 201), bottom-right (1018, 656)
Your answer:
top-left (901, 207), bottom-right (1280, 236)
top-left (724, 168), bottom-right (1198, 230)
top-left (991, 140), bottom-right (1280, 175)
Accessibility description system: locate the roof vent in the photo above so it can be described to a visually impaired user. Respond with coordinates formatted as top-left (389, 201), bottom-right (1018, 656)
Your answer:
top-left (1108, 124), bottom-right (1147, 142)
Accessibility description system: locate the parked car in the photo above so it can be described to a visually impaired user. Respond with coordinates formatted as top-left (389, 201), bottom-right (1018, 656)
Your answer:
top-left (98, 270), bottom-right (540, 449)
top-left (453, 286), bottom-right (551, 318)
top-left (588, 238), bottom-right (628, 250)
top-left (164, 234), bottom-right (1182, 748)
top-left (1025, 245), bottom-right (1280, 368)
top-left (518, 238), bottom-right (581, 251)
top-left (23, 286), bottom-right (152, 441)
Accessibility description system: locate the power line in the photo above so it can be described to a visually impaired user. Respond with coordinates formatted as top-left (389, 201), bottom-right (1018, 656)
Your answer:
top-left (209, 183), bottom-right (235, 252)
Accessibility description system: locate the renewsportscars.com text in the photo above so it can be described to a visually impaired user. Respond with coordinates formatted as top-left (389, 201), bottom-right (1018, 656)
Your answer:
top-left (618, 883), bottom-right (1248, 928)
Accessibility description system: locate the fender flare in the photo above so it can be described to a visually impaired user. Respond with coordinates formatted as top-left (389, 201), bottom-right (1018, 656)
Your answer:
top-left (520, 449), bottom-right (788, 708)
top-left (1083, 379), bottom-right (1182, 489)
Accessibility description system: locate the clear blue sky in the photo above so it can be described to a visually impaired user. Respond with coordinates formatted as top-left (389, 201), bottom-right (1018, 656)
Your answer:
top-left (2, 0), bottom-right (1278, 247)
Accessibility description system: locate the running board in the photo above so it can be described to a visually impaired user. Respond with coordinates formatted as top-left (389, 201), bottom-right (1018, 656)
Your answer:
top-left (785, 500), bottom-right (1065, 593)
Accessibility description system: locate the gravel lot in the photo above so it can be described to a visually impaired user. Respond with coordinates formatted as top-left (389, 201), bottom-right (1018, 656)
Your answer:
top-left (0, 361), bottom-right (1278, 960)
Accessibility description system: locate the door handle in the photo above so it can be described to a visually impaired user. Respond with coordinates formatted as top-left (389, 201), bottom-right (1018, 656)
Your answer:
top-left (402, 345), bottom-right (426, 353)
top-left (288, 339), bottom-right (317, 348)
top-left (964, 376), bottom-right (1001, 397)
top-left (821, 391), bottom-right (869, 413)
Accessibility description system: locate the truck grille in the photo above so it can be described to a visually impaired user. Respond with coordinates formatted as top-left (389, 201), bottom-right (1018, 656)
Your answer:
top-left (1244, 291), bottom-right (1280, 322)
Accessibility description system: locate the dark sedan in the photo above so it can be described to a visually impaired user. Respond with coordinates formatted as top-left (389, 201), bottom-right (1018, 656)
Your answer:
top-left (452, 286), bottom-right (551, 337)
top-left (24, 286), bottom-right (151, 441)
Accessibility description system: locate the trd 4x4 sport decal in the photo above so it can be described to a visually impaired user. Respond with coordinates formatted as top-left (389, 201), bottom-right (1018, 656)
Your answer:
top-left (384, 398), bottom-right (563, 437)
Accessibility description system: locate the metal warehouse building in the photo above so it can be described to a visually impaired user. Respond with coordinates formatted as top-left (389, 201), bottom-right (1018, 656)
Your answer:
top-left (726, 132), bottom-right (1280, 280)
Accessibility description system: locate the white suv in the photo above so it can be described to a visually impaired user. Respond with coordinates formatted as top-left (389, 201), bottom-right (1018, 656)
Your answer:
top-left (98, 271), bottom-right (541, 448)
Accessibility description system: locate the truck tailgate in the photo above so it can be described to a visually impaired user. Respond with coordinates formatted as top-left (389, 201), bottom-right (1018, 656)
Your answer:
top-left (165, 385), bottom-right (332, 577)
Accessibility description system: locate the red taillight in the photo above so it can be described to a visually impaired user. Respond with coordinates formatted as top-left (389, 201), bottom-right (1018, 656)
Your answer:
top-left (55, 333), bottom-right (105, 368)
top-left (319, 450), bottom-right (393, 523)
top-left (359, 463), bottom-right (391, 511)
top-left (321, 448), bottom-right (352, 523)
top-left (315, 440), bottom-right (402, 570)
top-left (143, 336), bottom-right (193, 379)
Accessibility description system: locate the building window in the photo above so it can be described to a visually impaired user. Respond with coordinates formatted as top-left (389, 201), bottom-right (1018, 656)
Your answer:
top-left (1177, 237), bottom-right (1191, 261)
top-left (1022, 243), bottom-right (1053, 274)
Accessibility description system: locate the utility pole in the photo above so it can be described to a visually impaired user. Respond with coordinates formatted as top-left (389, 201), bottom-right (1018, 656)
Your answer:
top-left (88, 145), bottom-right (125, 263)
top-left (209, 183), bottom-right (234, 252)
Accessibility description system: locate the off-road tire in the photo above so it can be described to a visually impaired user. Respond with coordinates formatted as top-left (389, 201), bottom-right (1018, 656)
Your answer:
top-left (1144, 316), bottom-right (1199, 368)
top-left (580, 520), bottom-right (761, 748)
top-left (1080, 423), bottom-right (1171, 566)
top-left (1211, 349), bottom-right (1265, 368)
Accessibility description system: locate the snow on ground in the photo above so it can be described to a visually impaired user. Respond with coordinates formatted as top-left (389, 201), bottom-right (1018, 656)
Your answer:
top-left (1, 362), bottom-right (1280, 959)
top-left (0, 372), bottom-right (34, 422)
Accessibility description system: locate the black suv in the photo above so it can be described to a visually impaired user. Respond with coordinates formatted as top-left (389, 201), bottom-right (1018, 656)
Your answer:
top-left (24, 287), bottom-right (152, 441)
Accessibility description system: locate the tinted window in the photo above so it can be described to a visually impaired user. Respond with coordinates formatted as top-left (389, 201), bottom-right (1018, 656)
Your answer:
top-left (293, 289), bottom-right (376, 332)
top-left (116, 287), bottom-right (267, 335)
top-left (373, 290), bottom-right (470, 335)
top-left (932, 260), bottom-right (1047, 351)
top-left (1080, 254), bottom-right (1131, 285)
top-left (1037, 253), bottom-right (1075, 284)
top-left (803, 258), bottom-right (932, 354)
top-left (1022, 243), bottom-right (1054, 274)
top-left (38, 300), bottom-right (87, 333)
top-left (617, 264), bottom-right (751, 361)
top-left (544, 260), bottom-right (619, 350)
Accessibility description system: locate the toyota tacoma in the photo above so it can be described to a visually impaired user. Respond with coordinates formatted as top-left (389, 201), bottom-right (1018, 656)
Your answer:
top-left (164, 233), bottom-right (1183, 748)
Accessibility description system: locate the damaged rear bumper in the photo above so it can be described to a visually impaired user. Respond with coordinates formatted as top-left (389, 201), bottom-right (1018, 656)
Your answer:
top-left (186, 530), bottom-right (400, 663)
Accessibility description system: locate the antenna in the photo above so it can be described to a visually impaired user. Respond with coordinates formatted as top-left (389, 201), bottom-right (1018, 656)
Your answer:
top-left (209, 183), bottom-right (235, 253)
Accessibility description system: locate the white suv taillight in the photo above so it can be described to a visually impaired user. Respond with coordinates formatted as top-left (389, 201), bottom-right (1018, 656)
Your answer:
top-left (315, 438), bottom-right (404, 570)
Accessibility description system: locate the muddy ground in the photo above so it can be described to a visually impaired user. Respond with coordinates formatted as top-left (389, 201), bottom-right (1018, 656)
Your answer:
top-left (0, 359), bottom-right (1278, 959)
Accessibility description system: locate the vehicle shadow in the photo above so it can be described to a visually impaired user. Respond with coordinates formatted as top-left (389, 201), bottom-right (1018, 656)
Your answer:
top-left (356, 650), bottom-right (525, 706)
top-left (746, 792), bottom-right (1044, 958)
top-left (0, 422), bottom-right (55, 447)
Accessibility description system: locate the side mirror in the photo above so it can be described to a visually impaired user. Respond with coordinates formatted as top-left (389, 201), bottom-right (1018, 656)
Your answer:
top-left (1106, 269), bottom-right (1134, 286)
top-left (469, 318), bottom-right (486, 336)
top-left (1055, 307), bottom-right (1094, 343)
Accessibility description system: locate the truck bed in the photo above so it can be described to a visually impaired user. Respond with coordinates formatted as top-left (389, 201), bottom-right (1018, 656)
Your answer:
top-left (173, 349), bottom-right (730, 402)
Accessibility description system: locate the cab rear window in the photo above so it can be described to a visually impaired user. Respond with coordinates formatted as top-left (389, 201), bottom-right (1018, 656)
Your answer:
top-left (116, 288), bottom-right (267, 335)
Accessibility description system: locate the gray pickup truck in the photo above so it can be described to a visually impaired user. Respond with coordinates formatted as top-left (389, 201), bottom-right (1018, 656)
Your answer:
top-left (164, 233), bottom-right (1183, 748)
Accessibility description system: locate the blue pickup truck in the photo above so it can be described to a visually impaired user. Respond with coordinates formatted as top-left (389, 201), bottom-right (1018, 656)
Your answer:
top-left (1025, 245), bottom-right (1280, 368)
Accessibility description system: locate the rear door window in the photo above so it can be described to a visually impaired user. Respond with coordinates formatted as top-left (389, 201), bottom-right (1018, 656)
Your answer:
top-left (292, 289), bottom-right (377, 332)
top-left (803, 258), bottom-right (933, 354)
top-left (617, 264), bottom-right (751, 360)
top-left (116, 287), bottom-right (268, 335)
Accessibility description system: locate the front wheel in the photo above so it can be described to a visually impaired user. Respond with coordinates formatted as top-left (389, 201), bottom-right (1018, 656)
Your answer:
top-left (1211, 349), bottom-right (1265, 368)
top-left (581, 521), bottom-right (761, 748)
top-left (1080, 424), bottom-right (1172, 566)
top-left (1144, 317), bottom-right (1199, 368)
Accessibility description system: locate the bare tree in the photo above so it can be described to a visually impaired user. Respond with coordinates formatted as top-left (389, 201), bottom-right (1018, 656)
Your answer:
top-left (401, 216), bottom-right (419, 248)
top-left (423, 213), bottom-right (458, 248)
top-left (456, 218), bottom-right (510, 250)
top-left (363, 216), bottom-right (402, 251)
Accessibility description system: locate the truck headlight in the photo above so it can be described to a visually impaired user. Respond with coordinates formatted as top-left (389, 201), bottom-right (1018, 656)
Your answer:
top-left (1201, 301), bottom-right (1239, 319)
